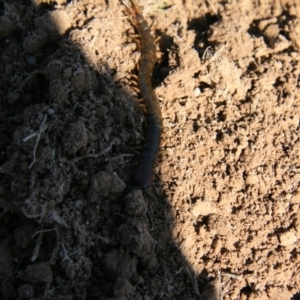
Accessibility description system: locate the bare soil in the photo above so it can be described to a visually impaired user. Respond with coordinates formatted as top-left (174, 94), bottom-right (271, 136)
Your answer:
top-left (0, 0), bottom-right (300, 299)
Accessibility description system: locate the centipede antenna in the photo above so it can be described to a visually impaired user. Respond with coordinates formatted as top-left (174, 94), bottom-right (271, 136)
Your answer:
top-left (121, 0), bottom-right (134, 16)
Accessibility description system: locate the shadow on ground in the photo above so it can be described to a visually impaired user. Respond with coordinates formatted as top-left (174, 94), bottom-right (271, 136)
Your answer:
top-left (0, 1), bottom-right (217, 299)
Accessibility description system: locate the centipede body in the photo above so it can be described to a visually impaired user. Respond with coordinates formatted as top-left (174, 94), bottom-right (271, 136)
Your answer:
top-left (122, 0), bottom-right (162, 188)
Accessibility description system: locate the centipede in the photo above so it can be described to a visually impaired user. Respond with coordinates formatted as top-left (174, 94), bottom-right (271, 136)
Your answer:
top-left (121, 0), bottom-right (162, 188)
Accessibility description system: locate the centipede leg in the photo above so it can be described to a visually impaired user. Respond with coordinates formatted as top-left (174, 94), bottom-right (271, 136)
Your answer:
top-left (121, 0), bottom-right (162, 189)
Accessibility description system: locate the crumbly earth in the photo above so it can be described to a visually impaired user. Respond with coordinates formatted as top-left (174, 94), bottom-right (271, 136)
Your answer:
top-left (0, 0), bottom-right (299, 299)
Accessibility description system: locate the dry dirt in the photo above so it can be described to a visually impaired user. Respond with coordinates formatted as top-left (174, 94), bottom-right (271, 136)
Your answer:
top-left (0, 0), bottom-right (300, 299)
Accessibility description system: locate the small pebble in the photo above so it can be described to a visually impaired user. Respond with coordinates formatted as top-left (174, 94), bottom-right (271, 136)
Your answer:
top-left (47, 108), bottom-right (55, 115)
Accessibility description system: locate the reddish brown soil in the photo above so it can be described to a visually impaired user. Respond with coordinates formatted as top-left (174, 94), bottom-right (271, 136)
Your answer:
top-left (0, 0), bottom-right (300, 299)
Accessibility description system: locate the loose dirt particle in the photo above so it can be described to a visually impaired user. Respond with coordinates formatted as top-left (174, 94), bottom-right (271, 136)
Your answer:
top-left (63, 120), bottom-right (88, 154)
top-left (91, 171), bottom-right (125, 195)
top-left (279, 230), bottom-right (298, 246)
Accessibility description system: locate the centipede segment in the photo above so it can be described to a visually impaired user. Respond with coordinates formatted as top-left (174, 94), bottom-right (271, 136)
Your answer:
top-left (122, 0), bottom-right (162, 188)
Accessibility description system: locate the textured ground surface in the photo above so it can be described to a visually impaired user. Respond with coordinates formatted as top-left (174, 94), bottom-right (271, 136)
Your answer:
top-left (0, 0), bottom-right (300, 299)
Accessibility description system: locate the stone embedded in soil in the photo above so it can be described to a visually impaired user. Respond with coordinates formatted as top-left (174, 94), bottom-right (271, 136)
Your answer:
top-left (63, 120), bottom-right (88, 154)
top-left (20, 262), bottom-right (53, 283)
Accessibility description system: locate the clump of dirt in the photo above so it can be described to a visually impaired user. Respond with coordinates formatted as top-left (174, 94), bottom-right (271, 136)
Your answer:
top-left (0, 0), bottom-right (299, 299)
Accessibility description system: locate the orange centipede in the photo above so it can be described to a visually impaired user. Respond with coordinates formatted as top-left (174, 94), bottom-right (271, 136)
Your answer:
top-left (121, 0), bottom-right (162, 188)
